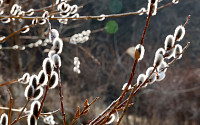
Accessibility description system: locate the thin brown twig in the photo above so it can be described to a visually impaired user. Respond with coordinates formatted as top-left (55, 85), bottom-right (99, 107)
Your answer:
top-left (49, 0), bottom-right (55, 16)
top-left (0, 23), bottom-right (35, 44)
top-left (36, 83), bottom-right (50, 119)
top-left (70, 97), bottom-right (99, 125)
top-left (184, 15), bottom-right (191, 27)
top-left (56, 66), bottom-right (67, 125)
top-left (11, 99), bottom-right (30, 125)
top-left (0, 79), bottom-right (18, 87)
top-left (8, 89), bottom-right (13, 125)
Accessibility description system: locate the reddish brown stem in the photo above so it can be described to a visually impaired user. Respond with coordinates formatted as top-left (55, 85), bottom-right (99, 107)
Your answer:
top-left (37, 76), bottom-right (50, 119)
top-left (11, 99), bottom-right (30, 125)
top-left (8, 89), bottom-right (13, 125)
top-left (70, 97), bottom-right (99, 125)
top-left (0, 79), bottom-right (18, 87)
top-left (56, 66), bottom-right (67, 125)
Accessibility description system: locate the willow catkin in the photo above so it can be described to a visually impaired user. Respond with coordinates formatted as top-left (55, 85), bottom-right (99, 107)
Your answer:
top-left (0, 113), bottom-right (8, 125)
top-left (53, 38), bottom-right (63, 54)
top-left (174, 25), bottom-right (185, 41)
top-left (153, 53), bottom-right (163, 67)
top-left (38, 70), bottom-right (48, 86)
top-left (42, 58), bottom-right (53, 76)
top-left (48, 71), bottom-right (58, 89)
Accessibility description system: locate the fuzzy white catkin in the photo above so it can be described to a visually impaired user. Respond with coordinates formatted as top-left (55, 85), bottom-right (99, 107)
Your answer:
top-left (146, 67), bottom-right (157, 84)
top-left (38, 70), bottom-right (48, 86)
top-left (29, 75), bottom-right (39, 89)
top-left (42, 58), bottom-right (53, 75)
top-left (24, 85), bottom-right (34, 99)
top-left (174, 25), bottom-right (185, 41)
top-left (1, 18), bottom-right (11, 23)
top-left (43, 115), bottom-right (56, 125)
top-left (157, 61), bottom-right (168, 72)
top-left (137, 7), bottom-right (146, 15)
top-left (52, 54), bottom-right (61, 67)
top-left (137, 74), bottom-right (146, 86)
top-left (21, 25), bottom-right (30, 34)
top-left (48, 71), bottom-right (58, 89)
top-left (146, 67), bottom-right (154, 76)
top-left (48, 50), bottom-right (56, 59)
top-left (105, 114), bottom-right (115, 124)
top-left (49, 29), bottom-right (59, 42)
top-left (174, 44), bottom-right (183, 59)
top-left (156, 48), bottom-right (165, 56)
top-left (27, 114), bottom-right (37, 125)
top-left (0, 113), bottom-right (8, 125)
top-left (19, 72), bottom-right (30, 84)
top-left (165, 48), bottom-right (175, 59)
top-left (147, 0), bottom-right (158, 16)
top-left (135, 44), bottom-right (145, 61)
top-left (10, 4), bottom-right (19, 15)
top-left (164, 35), bottom-right (175, 50)
top-left (73, 67), bottom-right (81, 74)
top-left (33, 86), bottom-right (43, 100)
top-left (97, 14), bottom-right (106, 21)
top-left (26, 9), bottom-right (34, 16)
top-left (30, 101), bottom-right (41, 116)
top-left (53, 38), bottom-right (63, 54)
top-left (156, 71), bottom-right (166, 81)
top-left (122, 83), bottom-right (133, 91)
top-left (172, 0), bottom-right (179, 4)
top-left (42, 11), bottom-right (49, 19)
top-left (154, 53), bottom-right (163, 67)
top-left (38, 19), bottom-right (46, 25)
top-left (0, 0), bottom-right (3, 7)
top-left (70, 5), bottom-right (78, 14)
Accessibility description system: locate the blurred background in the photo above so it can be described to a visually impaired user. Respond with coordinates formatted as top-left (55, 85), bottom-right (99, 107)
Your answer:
top-left (0, 0), bottom-right (200, 124)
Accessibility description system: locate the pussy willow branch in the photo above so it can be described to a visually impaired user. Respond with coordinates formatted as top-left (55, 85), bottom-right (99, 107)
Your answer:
top-left (0, 1), bottom-right (174, 21)
top-left (0, 106), bottom-right (60, 115)
top-left (168, 42), bottom-right (190, 65)
top-left (8, 89), bottom-right (13, 125)
top-left (11, 99), bottom-right (30, 125)
top-left (0, 79), bottom-right (18, 87)
top-left (93, 3), bottom-right (154, 125)
top-left (115, 3), bottom-right (154, 124)
top-left (89, 99), bottom-right (119, 124)
top-left (50, 0), bottom-right (54, 15)
top-left (116, 66), bottom-right (157, 125)
top-left (56, 66), bottom-right (67, 125)
top-left (37, 75), bottom-right (50, 119)
top-left (0, 1), bottom-right (174, 44)
top-left (70, 97), bottom-right (99, 125)
top-left (0, 23), bottom-right (35, 43)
